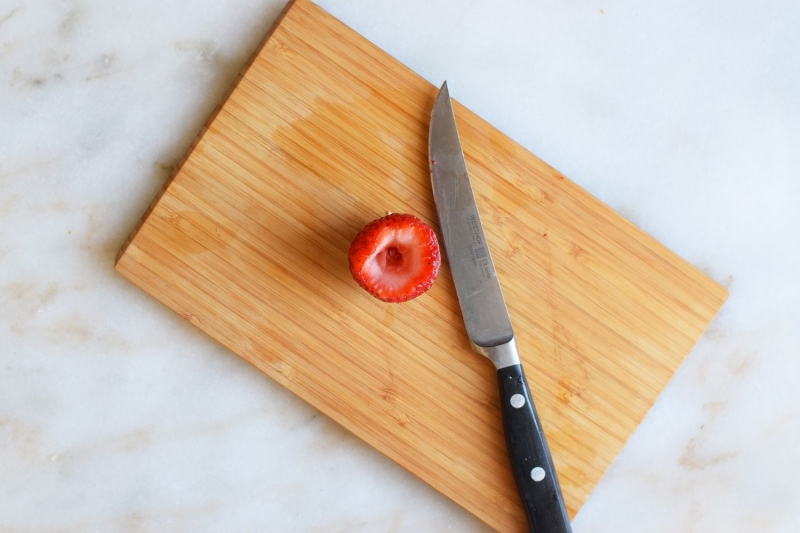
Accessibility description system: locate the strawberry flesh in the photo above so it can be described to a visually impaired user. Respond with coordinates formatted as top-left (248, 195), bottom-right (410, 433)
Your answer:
top-left (348, 213), bottom-right (441, 303)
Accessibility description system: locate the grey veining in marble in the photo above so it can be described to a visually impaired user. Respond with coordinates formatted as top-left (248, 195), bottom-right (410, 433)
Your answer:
top-left (1, 1), bottom-right (798, 531)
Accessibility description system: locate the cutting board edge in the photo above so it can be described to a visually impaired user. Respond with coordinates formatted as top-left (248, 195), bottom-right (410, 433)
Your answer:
top-left (577, 286), bottom-right (727, 492)
top-left (465, 98), bottom-right (730, 304)
top-left (115, 0), bottom-right (299, 267)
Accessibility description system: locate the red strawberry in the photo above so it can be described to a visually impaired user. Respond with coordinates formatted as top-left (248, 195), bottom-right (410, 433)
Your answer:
top-left (348, 213), bottom-right (441, 303)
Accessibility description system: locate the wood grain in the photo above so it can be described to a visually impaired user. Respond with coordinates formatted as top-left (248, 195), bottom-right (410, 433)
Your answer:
top-left (115, 1), bottom-right (727, 530)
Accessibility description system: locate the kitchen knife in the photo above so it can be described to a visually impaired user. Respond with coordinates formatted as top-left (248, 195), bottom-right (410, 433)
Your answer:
top-left (429, 82), bottom-right (572, 533)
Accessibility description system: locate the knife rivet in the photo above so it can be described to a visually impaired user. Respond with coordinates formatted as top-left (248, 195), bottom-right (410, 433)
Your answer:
top-left (531, 467), bottom-right (546, 482)
top-left (510, 394), bottom-right (526, 408)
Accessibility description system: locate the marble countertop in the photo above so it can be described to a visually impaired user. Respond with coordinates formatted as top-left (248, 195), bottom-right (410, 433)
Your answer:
top-left (2, 1), bottom-right (798, 531)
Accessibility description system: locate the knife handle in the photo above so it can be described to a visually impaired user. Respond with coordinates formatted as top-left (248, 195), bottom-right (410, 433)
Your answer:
top-left (497, 364), bottom-right (572, 533)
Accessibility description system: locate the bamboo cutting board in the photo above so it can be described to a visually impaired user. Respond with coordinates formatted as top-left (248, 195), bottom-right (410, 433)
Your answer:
top-left (116, 1), bottom-right (727, 530)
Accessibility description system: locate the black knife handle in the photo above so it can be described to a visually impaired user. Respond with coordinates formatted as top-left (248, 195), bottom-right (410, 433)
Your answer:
top-left (497, 364), bottom-right (572, 533)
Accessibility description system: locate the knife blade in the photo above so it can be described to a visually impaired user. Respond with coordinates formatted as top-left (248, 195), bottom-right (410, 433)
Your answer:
top-left (429, 81), bottom-right (572, 533)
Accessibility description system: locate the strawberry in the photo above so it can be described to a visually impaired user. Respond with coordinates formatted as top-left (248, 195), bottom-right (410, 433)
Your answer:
top-left (348, 213), bottom-right (441, 303)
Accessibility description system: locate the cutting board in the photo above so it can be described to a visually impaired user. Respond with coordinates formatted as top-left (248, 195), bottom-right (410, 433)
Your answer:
top-left (115, 1), bottom-right (727, 530)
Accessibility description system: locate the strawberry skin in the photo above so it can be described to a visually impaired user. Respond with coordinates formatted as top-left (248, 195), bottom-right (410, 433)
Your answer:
top-left (348, 213), bottom-right (441, 303)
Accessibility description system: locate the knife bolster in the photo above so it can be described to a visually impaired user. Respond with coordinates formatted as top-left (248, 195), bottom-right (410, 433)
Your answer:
top-left (472, 337), bottom-right (520, 369)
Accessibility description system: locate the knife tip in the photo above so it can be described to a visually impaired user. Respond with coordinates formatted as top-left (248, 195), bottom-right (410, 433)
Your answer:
top-left (434, 81), bottom-right (450, 112)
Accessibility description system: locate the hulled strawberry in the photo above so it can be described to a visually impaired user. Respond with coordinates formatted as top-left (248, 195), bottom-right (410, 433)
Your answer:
top-left (348, 213), bottom-right (441, 303)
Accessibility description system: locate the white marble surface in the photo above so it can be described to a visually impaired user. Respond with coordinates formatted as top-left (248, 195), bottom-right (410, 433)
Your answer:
top-left (2, 0), bottom-right (798, 531)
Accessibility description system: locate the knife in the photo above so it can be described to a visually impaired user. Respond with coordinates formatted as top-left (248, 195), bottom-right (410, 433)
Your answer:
top-left (429, 82), bottom-right (572, 533)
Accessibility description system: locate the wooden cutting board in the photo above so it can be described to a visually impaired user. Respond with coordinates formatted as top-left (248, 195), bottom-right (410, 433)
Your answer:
top-left (115, 1), bottom-right (727, 530)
